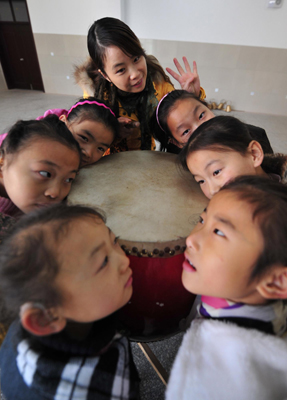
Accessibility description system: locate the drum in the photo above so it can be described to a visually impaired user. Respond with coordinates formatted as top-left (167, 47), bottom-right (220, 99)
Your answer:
top-left (68, 151), bottom-right (208, 340)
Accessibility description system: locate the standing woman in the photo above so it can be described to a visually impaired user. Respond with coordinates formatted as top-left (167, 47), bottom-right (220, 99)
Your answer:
top-left (75, 17), bottom-right (205, 153)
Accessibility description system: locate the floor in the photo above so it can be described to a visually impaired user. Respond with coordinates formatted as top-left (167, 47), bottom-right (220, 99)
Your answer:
top-left (0, 89), bottom-right (287, 400)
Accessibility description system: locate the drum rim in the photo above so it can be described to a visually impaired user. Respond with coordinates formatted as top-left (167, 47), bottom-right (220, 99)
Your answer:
top-left (119, 238), bottom-right (186, 258)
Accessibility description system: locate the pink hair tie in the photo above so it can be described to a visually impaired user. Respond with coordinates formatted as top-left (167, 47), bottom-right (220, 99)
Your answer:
top-left (67, 100), bottom-right (116, 117)
top-left (156, 93), bottom-right (170, 132)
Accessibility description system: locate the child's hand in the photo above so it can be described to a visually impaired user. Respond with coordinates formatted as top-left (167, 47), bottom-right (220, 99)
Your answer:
top-left (118, 117), bottom-right (140, 139)
top-left (166, 57), bottom-right (201, 97)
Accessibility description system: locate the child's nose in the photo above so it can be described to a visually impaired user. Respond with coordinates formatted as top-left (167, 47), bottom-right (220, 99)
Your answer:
top-left (191, 122), bottom-right (199, 134)
top-left (209, 181), bottom-right (220, 198)
top-left (119, 251), bottom-right (130, 274)
top-left (186, 229), bottom-right (200, 251)
top-left (44, 182), bottom-right (61, 199)
top-left (81, 148), bottom-right (92, 160)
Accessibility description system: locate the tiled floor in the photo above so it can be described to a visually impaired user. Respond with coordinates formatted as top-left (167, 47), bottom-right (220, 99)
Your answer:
top-left (0, 90), bottom-right (78, 133)
top-left (0, 89), bottom-right (287, 400)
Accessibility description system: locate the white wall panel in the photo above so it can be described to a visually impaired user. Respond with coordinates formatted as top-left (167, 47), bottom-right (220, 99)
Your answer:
top-left (26, 0), bottom-right (121, 35)
top-left (125, 0), bottom-right (287, 49)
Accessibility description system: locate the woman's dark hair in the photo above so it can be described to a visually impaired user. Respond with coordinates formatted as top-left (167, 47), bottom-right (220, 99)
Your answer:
top-left (0, 204), bottom-right (105, 323)
top-left (87, 17), bottom-right (172, 107)
top-left (67, 97), bottom-right (120, 143)
top-left (149, 90), bottom-right (209, 151)
top-left (1, 114), bottom-right (81, 163)
top-left (179, 116), bottom-right (254, 170)
top-left (221, 176), bottom-right (287, 283)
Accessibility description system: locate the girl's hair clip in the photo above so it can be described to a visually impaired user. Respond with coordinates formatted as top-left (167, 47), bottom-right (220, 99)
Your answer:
top-left (67, 100), bottom-right (116, 118)
top-left (156, 92), bottom-right (171, 132)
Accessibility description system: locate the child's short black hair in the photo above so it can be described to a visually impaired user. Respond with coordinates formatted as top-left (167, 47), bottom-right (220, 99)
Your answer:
top-left (1, 114), bottom-right (81, 161)
top-left (0, 204), bottom-right (105, 322)
top-left (221, 175), bottom-right (287, 283)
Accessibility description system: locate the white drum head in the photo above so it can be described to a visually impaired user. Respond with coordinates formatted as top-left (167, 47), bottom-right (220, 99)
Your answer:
top-left (68, 151), bottom-right (208, 245)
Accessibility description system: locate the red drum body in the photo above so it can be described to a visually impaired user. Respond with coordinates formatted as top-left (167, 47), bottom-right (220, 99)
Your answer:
top-left (118, 254), bottom-right (195, 339)
top-left (68, 151), bottom-right (208, 340)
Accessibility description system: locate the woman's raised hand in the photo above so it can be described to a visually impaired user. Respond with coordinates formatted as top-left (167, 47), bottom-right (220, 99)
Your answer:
top-left (166, 57), bottom-right (201, 97)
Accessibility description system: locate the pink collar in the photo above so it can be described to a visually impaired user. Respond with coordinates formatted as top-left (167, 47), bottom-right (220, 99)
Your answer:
top-left (201, 296), bottom-right (231, 309)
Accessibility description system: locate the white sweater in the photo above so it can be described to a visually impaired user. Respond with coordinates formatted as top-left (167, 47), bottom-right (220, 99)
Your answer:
top-left (166, 318), bottom-right (287, 400)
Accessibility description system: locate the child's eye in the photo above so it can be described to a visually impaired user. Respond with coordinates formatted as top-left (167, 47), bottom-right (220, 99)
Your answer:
top-left (182, 128), bottom-right (191, 137)
top-left (39, 171), bottom-right (51, 178)
top-left (134, 56), bottom-right (140, 62)
top-left (199, 112), bottom-right (205, 120)
top-left (196, 179), bottom-right (205, 185)
top-left (100, 256), bottom-right (108, 270)
top-left (114, 236), bottom-right (120, 245)
top-left (79, 135), bottom-right (88, 143)
top-left (198, 216), bottom-right (204, 224)
top-left (98, 146), bottom-right (105, 152)
top-left (213, 169), bottom-right (221, 176)
top-left (214, 228), bottom-right (225, 237)
top-left (116, 68), bottom-right (125, 74)
top-left (65, 177), bottom-right (74, 183)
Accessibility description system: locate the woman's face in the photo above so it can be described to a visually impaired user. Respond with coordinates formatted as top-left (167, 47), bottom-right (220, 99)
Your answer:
top-left (101, 45), bottom-right (147, 93)
top-left (167, 98), bottom-right (214, 148)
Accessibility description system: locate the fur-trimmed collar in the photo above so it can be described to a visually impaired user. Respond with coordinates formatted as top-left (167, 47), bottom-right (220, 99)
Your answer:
top-left (74, 57), bottom-right (96, 96)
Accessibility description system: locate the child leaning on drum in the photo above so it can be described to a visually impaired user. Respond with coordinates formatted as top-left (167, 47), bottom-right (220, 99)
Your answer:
top-left (166, 176), bottom-right (287, 400)
top-left (0, 204), bottom-right (139, 400)
top-left (178, 115), bottom-right (280, 200)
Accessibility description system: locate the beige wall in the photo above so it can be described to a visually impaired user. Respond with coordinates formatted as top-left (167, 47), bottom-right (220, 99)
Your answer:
top-left (32, 32), bottom-right (287, 116)
top-left (33, 33), bottom-right (86, 97)
top-left (144, 39), bottom-right (287, 116)
top-left (1, 0), bottom-right (286, 115)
